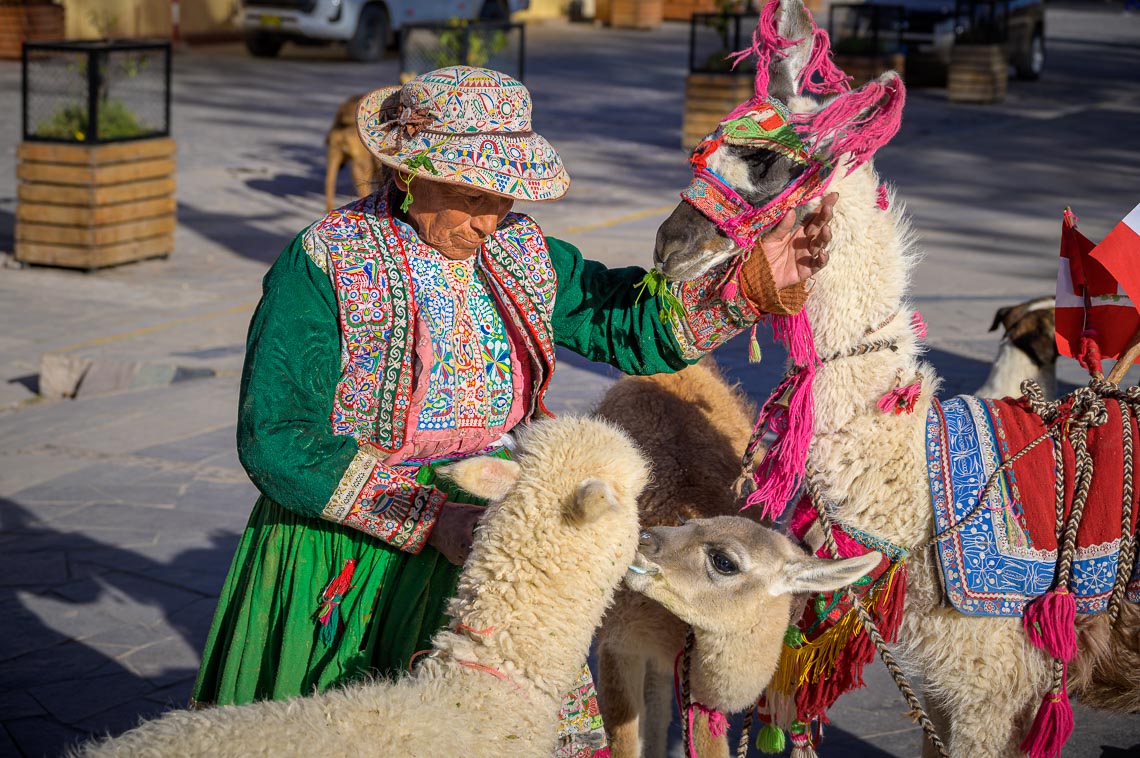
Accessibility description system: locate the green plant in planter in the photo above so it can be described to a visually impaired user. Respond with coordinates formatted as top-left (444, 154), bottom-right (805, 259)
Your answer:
top-left (35, 98), bottom-right (145, 141)
top-left (699, 0), bottom-right (757, 73)
top-left (431, 20), bottom-right (510, 69)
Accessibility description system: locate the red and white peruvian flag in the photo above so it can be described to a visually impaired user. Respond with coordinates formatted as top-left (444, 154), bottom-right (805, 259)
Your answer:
top-left (1056, 204), bottom-right (1140, 362)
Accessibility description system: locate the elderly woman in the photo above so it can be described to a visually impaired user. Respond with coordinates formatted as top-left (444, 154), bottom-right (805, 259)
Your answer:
top-left (191, 67), bottom-right (834, 754)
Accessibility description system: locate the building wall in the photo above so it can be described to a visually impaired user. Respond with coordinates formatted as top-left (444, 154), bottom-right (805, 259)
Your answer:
top-left (62, 0), bottom-right (242, 40)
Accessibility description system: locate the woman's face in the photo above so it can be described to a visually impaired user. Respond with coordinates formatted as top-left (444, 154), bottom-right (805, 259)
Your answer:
top-left (401, 176), bottom-right (514, 260)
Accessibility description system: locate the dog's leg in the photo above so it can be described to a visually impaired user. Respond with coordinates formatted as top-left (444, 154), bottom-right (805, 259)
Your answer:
top-left (349, 151), bottom-right (376, 200)
top-left (598, 643), bottom-right (645, 758)
top-left (325, 140), bottom-right (344, 213)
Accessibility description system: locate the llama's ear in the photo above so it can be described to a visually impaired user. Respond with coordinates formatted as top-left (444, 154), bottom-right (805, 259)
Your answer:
top-left (767, 0), bottom-right (816, 102)
top-left (807, 71), bottom-right (905, 167)
top-left (567, 479), bottom-right (619, 526)
top-left (770, 551), bottom-right (883, 596)
top-left (437, 457), bottom-right (521, 501)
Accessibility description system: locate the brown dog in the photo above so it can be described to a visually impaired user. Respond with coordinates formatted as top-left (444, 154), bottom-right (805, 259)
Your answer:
top-left (325, 93), bottom-right (382, 212)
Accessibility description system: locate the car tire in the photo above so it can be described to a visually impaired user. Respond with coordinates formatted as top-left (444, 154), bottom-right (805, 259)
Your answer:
top-left (347, 4), bottom-right (389, 62)
top-left (1015, 30), bottom-right (1045, 81)
top-left (244, 32), bottom-right (284, 58)
top-left (479, 0), bottom-right (510, 21)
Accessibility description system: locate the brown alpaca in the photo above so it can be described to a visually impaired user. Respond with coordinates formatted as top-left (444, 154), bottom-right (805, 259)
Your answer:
top-left (593, 360), bottom-right (756, 758)
top-left (325, 93), bottom-right (381, 212)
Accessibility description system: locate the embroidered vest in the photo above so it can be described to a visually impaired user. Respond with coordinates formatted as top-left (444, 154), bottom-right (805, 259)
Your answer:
top-left (303, 193), bottom-right (557, 451)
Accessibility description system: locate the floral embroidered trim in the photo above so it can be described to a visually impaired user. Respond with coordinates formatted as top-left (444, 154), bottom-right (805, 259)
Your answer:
top-left (322, 448), bottom-right (379, 522)
top-left (319, 195), bottom-right (560, 446)
top-left (481, 215), bottom-right (558, 419)
top-left (667, 261), bottom-right (762, 360)
top-left (322, 450), bottom-right (447, 553)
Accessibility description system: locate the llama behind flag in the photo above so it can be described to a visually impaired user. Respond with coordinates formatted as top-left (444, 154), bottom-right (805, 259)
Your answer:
top-left (1056, 205), bottom-right (1140, 363)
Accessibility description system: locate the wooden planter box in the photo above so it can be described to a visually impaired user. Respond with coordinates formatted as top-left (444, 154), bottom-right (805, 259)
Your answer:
top-left (662, 0), bottom-right (717, 22)
top-left (682, 73), bottom-right (753, 150)
top-left (0, 4), bottom-right (64, 60)
top-left (948, 43), bottom-right (1007, 104)
top-left (833, 52), bottom-right (905, 88)
top-left (16, 138), bottom-right (177, 270)
top-left (604, 0), bottom-right (663, 29)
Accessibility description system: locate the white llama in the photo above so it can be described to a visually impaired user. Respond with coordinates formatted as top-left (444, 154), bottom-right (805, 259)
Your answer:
top-left (652, 2), bottom-right (1140, 756)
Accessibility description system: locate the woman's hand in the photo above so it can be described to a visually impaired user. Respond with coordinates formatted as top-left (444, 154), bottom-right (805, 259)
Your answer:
top-left (756, 192), bottom-right (837, 290)
top-left (428, 501), bottom-right (487, 565)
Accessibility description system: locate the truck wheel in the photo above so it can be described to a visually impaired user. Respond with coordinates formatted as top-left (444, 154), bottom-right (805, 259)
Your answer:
top-left (1015, 29), bottom-right (1044, 80)
top-left (245, 32), bottom-right (284, 58)
top-left (347, 4), bottom-right (389, 62)
top-left (479, 0), bottom-right (510, 21)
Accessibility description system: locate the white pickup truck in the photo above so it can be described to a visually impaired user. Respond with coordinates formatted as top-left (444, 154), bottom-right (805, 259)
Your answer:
top-left (242, 0), bottom-right (528, 61)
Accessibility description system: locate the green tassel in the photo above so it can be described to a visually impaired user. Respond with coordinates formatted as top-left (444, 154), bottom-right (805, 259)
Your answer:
top-left (748, 325), bottom-right (762, 363)
top-left (319, 605), bottom-right (340, 646)
top-left (756, 724), bottom-right (786, 754)
top-left (784, 624), bottom-right (806, 648)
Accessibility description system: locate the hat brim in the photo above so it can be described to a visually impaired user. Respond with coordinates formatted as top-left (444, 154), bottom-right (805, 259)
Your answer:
top-left (356, 86), bottom-right (570, 203)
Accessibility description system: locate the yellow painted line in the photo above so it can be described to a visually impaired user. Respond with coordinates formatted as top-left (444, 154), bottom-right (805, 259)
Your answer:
top-left (56, 301), bottom-right (258, 354)
top-left (558, 204), bottom-right (677, 236)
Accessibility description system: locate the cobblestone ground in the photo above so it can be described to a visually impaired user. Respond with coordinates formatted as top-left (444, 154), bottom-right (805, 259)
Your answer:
top-left (1, 6), bottom-right (1139, 757)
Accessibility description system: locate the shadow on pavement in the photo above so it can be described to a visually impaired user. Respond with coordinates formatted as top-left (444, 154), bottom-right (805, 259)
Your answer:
top-left (0, 498), bottom-right (237, 757)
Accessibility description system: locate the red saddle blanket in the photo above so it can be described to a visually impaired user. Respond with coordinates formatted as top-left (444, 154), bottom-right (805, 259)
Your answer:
top-left (926, 394), bottom-right (1140, 615)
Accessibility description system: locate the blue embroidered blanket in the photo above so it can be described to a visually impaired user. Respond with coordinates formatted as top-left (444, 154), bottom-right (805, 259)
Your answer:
top-left (926, 395), bottom-right (1140, 616)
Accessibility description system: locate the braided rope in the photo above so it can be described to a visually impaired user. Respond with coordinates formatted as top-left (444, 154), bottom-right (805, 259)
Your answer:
top-left (811, 499), bottom-right (950, 758)
top-left (681, 627), bottom-right (695, 758)
top-left (736, 707), bottom-right (753, 758)
top-left (1108, 399), bottom-right (1138, 626)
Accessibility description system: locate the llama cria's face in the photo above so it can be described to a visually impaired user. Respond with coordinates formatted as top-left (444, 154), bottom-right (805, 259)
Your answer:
top-left (624, 516), bottom-right (881, 634)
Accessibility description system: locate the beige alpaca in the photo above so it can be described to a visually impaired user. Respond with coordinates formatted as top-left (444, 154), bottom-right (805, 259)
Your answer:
top-left (78, 416), bottom-right (649, 758)
top-left (625, 516), bottom-right (881, 720)
top-left (651, 2), bottom-right (1140, 754)
top-left (594, 363), bottom-right (881, 758)
top-left (593, 360), bottom-right (757, 758)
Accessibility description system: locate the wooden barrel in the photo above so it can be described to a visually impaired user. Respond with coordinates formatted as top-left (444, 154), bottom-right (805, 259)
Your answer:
top-left (948, 44), bottom-right (1008, 104)
top-left (0, 5), bottom-right (66, 60)
top-left (681, 73), bottom-right (754, 150)
top-left (16, 138), bottom-right (177, 270)
top-left (607, 0), bottom-right (663, 29)
top-left (832, 52), bottom-right (905, 88)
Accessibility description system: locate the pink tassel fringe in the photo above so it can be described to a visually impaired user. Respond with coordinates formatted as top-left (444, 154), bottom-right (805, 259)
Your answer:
top-left (745, 310), bottom-right (820, 519)
top-left (876, 183), bottom-right (890, 210)
top-left (877, 381), bottom-right (921, 415)
top-left (1023, 588), bottom-right (1078, 662)
top-left (1019, 685), bottom-right (1074, 758)
top-left (911, 311), bottom-right (927, 340)
top-left (803, 28), bottom-right (851, 95)
top-left (793, 77), bottom-right (906, 176)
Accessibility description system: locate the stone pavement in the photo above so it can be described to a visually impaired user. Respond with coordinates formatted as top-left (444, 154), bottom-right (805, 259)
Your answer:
top-left (2, 7), bottom-right (1140, 757)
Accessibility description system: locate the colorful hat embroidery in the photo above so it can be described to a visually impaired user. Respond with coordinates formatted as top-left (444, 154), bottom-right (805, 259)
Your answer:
top-left (357, 66), bottom-right (569, 203)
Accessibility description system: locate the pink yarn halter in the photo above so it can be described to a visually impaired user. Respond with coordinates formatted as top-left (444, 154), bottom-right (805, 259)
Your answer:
top-left (678, 0), bottom-right (906, 519)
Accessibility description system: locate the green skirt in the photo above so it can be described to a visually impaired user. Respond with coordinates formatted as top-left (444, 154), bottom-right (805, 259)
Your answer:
top-left (192, 456), bottom-right (490, 704)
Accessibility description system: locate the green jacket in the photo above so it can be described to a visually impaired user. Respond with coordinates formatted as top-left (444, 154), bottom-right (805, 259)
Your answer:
top-left (237, 195), bottom-right (759, 552)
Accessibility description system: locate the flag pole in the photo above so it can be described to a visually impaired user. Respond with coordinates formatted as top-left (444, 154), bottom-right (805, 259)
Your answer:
top-left (1106, 330), bottom-right (1140, 385)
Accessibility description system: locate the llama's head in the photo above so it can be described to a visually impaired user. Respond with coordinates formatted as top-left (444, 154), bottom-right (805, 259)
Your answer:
top-left (439, 417), bottom-right (649, 684)
top-left (625, 516), bottom-right (880, 707)
top-left (655, 0), bottom-right (904, 282)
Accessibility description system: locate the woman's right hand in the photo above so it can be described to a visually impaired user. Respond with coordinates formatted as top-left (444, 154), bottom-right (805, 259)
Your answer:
top-left (428, 501), bottom-right (487, 565)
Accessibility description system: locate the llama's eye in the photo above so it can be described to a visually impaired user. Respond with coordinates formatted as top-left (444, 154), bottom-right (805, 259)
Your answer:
top-left (709, 551), bottom-right (738, 575)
